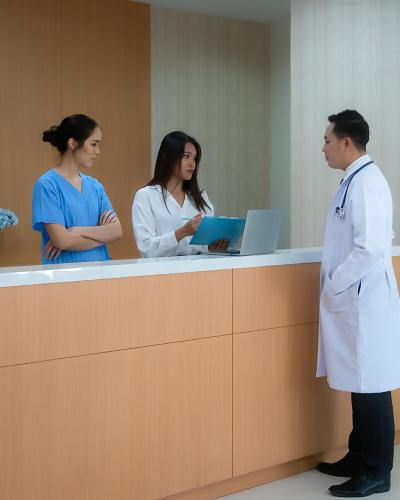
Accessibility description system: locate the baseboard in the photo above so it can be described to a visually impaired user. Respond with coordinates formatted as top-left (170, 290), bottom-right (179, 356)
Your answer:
top-left (162, 431), bottom-right (400, 500)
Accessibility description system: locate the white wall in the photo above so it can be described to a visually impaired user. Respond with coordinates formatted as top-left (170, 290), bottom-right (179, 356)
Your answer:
top-left (291, 0), bottom-right (400, 247)
top-left (151, 6), bottom-right (271, 217)
top-left (271, 18), bottom-right (290, 248)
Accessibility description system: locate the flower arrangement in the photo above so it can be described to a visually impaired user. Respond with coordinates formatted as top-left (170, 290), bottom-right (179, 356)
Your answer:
top-left (0, 208), bottom-right (19, 231)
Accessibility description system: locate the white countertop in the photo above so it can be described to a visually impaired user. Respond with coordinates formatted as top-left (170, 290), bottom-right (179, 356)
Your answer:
top-left (1, 246), bottom-right (400, 288)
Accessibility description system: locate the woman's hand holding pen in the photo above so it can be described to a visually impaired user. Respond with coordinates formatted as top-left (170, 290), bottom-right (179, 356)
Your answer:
top-left (175, 213), bottom-right (202, 242)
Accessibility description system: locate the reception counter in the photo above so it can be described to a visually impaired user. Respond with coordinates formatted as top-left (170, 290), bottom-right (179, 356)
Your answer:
top-left (1, 248), bottom-right (400, 500)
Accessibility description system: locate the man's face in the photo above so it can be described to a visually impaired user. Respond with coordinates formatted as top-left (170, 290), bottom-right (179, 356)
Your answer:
top-left (322, 123), bottom-right (346, 170)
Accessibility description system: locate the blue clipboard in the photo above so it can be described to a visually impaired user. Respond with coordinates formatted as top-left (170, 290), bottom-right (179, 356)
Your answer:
top-left (190, 216), bottom-right (246, 246)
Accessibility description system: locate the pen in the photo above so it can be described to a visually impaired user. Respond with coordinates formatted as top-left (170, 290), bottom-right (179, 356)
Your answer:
top-left (181, 215), bottom-right (207, 221)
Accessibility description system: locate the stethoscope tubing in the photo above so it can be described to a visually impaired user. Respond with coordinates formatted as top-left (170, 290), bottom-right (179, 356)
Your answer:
top-left (334, 160), bottom-right (374, 219)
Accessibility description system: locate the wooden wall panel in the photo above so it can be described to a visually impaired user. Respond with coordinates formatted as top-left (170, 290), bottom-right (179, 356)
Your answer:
top-left (233, 325), bottom-right (352, 476)
top-left (291, 0), bottom-right (400, 247)
top-left (0, 270), bottom-right (232, 367)
top-left (392, 255), bottom-right (400, 429)
top-left (0, 0), bottom-right (61, 266)
top-left (0, 336), bottom-right (232, 500)
top-left (393, 256), bottom-right (400, 426)
top-left (60, 0), bottom-right (151, 259)
top-left (151, 7), bottom-right (270, 218)
top-left (233, 263), bottom-right (320, 333)
top-left (0, 0), bottom-right (150, 267)
top-left (393, 256), bottom-right (400, 281)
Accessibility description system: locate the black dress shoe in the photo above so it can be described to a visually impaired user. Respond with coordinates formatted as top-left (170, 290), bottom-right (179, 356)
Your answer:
top-left (329, 474), bottom-right (390, 497)
top-left (316, 455), bottom-right (360, 477)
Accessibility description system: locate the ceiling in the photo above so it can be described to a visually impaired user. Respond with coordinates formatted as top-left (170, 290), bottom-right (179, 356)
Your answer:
top-left (133, 0), bottom-right (291, 23)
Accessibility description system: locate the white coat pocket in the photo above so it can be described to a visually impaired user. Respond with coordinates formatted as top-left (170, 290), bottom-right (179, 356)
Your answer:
top-left (358, 263), bottom-right (392, 312)
top-left (322, 277), bottom-right (358, 313)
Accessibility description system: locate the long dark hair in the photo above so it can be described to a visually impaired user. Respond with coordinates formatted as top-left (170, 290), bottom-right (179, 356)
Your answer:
top-left (42, 114), bottom-right (98, 154)
top-left (148, 131), bottom-right (211, 212)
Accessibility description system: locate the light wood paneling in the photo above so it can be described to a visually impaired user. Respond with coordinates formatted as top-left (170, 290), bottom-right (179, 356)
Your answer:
top-left (0, 270), bottom-right (232, 367)
top-left (271, 18), bottom-right (291, 248)
top-left (393, 256), bottom-right (400, 281)
top-left (0, 336), bottom-right (232, 500)
top-left (0, 0), bottom-right (61, 266)
top-left (387, 257), bottom-right (400, 426)
top-left (164, 432), bottom-right (400, 500)
top-left (3, 259), bottom-right (399, 499)
top-left (233, 263), bottom-right (320, 333)
top-left (0, 0), bottom-right (150, 267)
top-left (233, 324), bottom-right (352, 476)
top-left (151, 7), bottom-right (270, 218)
top-left (163, 445), bottom-right (351, 500)
top-left (60, 0), bottom-right (151, 259)
top-left (291, 0), bottom-right (400, 247)
top-left (394, 257), bottom-right (400, 435)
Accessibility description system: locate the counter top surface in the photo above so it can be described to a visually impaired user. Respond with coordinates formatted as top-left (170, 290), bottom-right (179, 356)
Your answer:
top-left (1, 247), bottom-right (400, 288)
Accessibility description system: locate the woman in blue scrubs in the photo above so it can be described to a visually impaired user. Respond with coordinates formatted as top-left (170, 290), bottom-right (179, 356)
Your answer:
top-left (32, 114), bottom-right (122, 264)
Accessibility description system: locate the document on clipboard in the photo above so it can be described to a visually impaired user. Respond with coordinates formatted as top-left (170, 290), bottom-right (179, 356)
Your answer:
top-left (189, 216), bottom-right (246, 246)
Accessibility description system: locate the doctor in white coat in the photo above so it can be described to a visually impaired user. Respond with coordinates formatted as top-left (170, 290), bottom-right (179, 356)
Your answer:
top-left (316, 110), bottom-right (400, 498)
top-left (132, 131), bottom-right (228, 257)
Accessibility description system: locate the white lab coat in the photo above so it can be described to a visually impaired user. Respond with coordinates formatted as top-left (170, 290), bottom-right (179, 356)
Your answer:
top-left (132, 185), bottom-right (214, 258)
top-left (317, 154), bottom-right (400, 393)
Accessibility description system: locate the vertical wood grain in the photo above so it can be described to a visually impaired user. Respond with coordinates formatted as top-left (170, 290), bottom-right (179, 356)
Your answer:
top-left (0, 336), bottom-right (232, 500)
top-left (233, 264), bottom-right (320, 333)
top-left (0, 0), bottom-right (61, 266)
top-left (60, 0), bottom-right (151, 259)
top-left (0, 270), bottom-right (232, 367)
top-left (151, 7), bottom-right (270, 218)
top-left (291, 0), bottom-right (400, 247)
top-left (0, 0), bottom-right (151, 266)
top-left (233, 325), bottom-right (352, 476)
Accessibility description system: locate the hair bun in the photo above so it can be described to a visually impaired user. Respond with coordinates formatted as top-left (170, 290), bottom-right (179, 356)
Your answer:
top-left (42, 125), bottom-right (59, 146)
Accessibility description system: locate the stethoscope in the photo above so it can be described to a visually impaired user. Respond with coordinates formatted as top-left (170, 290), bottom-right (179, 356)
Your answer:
top-left (334, 160), bottom-right (374, 219)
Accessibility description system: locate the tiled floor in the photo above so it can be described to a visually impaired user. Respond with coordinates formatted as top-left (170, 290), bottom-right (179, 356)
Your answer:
top-left (220, 446), bottom-right (399, 499)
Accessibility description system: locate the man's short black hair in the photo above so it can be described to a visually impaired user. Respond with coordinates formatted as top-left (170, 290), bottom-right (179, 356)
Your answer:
top-left (328, 109), bottom-right (369, 151)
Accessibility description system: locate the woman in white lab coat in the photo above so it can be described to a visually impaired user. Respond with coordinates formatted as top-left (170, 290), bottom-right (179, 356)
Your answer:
top-left (132, 131), bottom-right (228, 257)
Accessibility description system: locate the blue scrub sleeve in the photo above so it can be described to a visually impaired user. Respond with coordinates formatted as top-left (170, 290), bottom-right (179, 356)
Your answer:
top-left (99, 183), bottom-right (114, 215)
top-left (32, 180), bottom-right (65, 232)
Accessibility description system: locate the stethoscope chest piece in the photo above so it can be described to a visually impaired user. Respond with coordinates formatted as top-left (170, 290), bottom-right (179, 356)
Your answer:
top-left (334, 206), bottom-right (345, 219)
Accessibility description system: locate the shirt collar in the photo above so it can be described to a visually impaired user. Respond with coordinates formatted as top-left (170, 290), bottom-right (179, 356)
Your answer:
top-left (149, 184), bottom-right (170, 196)
top-left (342, 154), bottom-right (372, 182)
top-left (150, 184), bottom-right (187, 209)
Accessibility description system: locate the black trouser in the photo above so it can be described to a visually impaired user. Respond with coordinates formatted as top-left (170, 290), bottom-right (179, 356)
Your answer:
top-left (347, 392), bottom-right (395, 480)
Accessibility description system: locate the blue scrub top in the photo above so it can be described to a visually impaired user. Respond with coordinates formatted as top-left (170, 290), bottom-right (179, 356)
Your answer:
top-left (32, 168), bottom-right (114, 264)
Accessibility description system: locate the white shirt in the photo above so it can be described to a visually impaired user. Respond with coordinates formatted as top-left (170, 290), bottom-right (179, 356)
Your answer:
top-left (132, 185), bottom-right (214, 258)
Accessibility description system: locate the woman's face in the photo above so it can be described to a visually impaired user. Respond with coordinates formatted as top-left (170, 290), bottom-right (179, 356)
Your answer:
top-left (72, 127), bottom-right (102, 169)
top-left (175, 142), bottom-right (198, 181)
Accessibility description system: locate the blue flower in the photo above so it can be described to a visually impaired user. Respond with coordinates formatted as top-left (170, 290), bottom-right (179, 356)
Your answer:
top-left (0, 208), bottom-right (19, 230)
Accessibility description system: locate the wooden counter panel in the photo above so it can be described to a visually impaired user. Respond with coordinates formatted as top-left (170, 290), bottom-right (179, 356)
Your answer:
top-left (233, 264), bottom-right (320, 333)
top-left (0, 270), bottom-right (232, 367)
top-left (393, 256), bottom-right (400, 282)
top-left (0, 336), bottom-right (232, 500)
top-left (233, 325), bottom-right (352, 476)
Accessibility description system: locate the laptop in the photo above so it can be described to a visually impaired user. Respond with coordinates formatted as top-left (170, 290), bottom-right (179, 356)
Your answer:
top-left (209, 209), bottom-right (282, 256)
